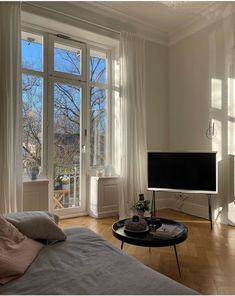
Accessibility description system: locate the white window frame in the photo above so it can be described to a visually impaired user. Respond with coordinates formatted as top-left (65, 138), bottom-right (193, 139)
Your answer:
top-left (47, 75), bottom-right (87, 216)
top-left (21, 26), bottom-right (114, 215)
top-left (49, 35), bottom-right (86, 82)
top-left (87, 45), bottom-right (112, 174)
top-left (21, 27), bottom-right (49, 180)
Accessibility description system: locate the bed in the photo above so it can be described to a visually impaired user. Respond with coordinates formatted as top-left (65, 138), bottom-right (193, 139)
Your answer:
top-left (0, 225), bottom-right (198, 295)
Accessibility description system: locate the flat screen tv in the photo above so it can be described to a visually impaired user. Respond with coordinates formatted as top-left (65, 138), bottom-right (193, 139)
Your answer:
top-left (147, 151), bottom-right (217, 194)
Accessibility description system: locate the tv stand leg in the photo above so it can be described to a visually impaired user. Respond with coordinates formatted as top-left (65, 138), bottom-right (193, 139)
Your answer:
top-left (151, 191), bottom-right (156, 218)
top-left (208, 194), bottom-right (213, 230)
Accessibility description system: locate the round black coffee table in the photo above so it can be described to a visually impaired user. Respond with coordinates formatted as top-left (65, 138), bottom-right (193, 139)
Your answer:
top-left (112, 217), bottom-right (188, 277)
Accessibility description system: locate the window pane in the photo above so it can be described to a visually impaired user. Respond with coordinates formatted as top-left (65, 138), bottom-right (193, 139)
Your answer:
top-left (22, 74), bottom-right (43, 171)
top-left (90, 49), bottom-right (107, 84)
top-left (21, 32), bottom-right (43, 72)
top-left (54, 82), bottom-right (81, 209)
top-left (54, 42), bottom-right (81, 76)
top-left (90, 87), bottom-right (107, 167)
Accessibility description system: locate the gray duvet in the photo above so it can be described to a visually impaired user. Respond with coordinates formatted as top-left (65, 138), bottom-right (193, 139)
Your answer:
top-left (0, 227), bottom-right (197, 295)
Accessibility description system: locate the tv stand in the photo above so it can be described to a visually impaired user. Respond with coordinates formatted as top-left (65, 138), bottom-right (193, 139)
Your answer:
top-left (151, 191), bottom-right (213, 230)
top-left (151, 191), bottom-right (156, 218)
top-left (208, 194), bottom-right (213, 230)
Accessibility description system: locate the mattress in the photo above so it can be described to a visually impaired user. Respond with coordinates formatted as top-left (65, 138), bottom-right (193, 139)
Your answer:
top-left (0, 227), bottom-right (198, 295)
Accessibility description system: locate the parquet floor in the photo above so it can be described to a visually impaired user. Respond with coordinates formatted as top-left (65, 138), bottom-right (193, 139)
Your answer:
top-left (59, 209), bottom-right (235, 295)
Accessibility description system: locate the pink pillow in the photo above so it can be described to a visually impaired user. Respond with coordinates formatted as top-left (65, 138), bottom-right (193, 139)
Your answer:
top-left (0, 215), bottom-right (44, 284)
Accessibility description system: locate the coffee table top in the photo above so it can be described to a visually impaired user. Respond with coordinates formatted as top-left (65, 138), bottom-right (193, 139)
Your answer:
top-left (112, 217), bottom-right (187, 247)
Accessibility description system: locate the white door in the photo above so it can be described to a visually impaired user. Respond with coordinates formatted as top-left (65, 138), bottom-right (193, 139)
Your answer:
top-left (48, 36), bottom-right (87, 216)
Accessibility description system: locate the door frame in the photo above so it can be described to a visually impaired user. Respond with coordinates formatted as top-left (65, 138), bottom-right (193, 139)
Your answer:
top-left (47, 76), bottom-right (87, 217)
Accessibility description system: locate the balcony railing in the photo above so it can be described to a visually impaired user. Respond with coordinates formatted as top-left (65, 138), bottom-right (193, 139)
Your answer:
top-left (53, 165), bottom-right (80, 209)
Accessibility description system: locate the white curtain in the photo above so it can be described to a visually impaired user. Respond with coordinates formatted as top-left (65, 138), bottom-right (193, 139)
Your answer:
top-left (0, 2), bottom-right (23, 213)
top-left (119, 31), bottom-right (148, 219)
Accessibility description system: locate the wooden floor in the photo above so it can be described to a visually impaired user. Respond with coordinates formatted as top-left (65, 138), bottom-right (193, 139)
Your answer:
top-left (59, 209), bottom-right (235, 295)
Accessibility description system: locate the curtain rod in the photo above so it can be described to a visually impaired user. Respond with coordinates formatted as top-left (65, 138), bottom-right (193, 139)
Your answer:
top-left (22, 2), bottom-right (120, 37)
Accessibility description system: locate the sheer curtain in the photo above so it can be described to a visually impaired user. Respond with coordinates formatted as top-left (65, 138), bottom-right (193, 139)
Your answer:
top-left (118, 31), bottom-right (147, 219)
top-left (0, 2), bottom-right (23, 213)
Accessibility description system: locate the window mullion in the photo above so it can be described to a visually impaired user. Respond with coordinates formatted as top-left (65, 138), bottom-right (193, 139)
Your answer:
top-left (43, 32), bottom-right (49, 177)
top-left (22, 68), bottom-right (46, 78)
top-left (89, 81), bottom-right (108, 89)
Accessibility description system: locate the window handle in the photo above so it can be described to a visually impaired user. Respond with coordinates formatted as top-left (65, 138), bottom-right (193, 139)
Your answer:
top-left (82, 145), bottom-right (86, 153)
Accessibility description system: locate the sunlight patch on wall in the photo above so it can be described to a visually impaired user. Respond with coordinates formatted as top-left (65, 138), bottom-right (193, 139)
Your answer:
top-left (228, 78), bottom-right (235, 155)
top-left (211, 79), bottom-right (222, 110)
top-left (228, 121), bottom-right (235, 155)
top-left (214, 206), bottom-right (223, 223)
top-left (228, 78), bottom-right (235, 117)
top-left (212, 119), bottom-right (222, 161)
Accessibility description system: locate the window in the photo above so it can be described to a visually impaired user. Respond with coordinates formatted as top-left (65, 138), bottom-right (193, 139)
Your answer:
top-left (90, 49), bottom-right (107, 83)
top-left (21, 29), bottom-right (114, 213)
top-left (22, 74), bottom-right (43, 167)
top-left (89, 49), bottom-right (109, 167)
top-left (54, 42), bottom-right (81, 76)
top-left (21, 31), bottom-right (44, 173)
top-left (22, 31), bottom-right (43, 72)
top-left (50, 36), bottom-right (86, 81)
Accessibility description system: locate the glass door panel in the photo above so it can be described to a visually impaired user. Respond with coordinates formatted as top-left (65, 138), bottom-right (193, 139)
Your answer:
top-left (90, 87), bottom-right (107, 167)
top-left (53, 82), bottom-right (81, 210)
top-left (22, 74), bottom-right (43, 172)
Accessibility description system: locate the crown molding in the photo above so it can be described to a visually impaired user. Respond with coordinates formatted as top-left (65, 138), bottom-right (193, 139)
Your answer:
top-left (21, 2), bottom-right (119, 48)
top-left (72, 1), bottom-right (235, 47)
top-left (23, 1), bottom-right (235, 47)
top-left (168, 2), bottom-right (235, 46)
top-left (71, 2), bottom-right (168, 45)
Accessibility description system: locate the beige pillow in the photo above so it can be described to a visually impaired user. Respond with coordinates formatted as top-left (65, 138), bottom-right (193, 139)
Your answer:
top-left (0, 215), bottom-right (44, 284)
top-left (5, 211), bottom-right (59, 224)
top-left (5, 211), bottom-right (66, 242)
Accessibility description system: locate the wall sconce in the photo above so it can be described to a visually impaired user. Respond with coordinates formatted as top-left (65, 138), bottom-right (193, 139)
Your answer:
top-left (206, 119), bottom-right (217, 139)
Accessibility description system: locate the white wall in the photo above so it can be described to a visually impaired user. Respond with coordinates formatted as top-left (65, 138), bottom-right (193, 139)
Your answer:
top-left (168, 13), bottom-right (235, 224)
top-left (146, 40), bottom-right (168, 151)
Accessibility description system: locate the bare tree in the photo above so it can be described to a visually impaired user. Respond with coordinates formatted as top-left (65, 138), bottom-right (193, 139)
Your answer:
top-left (22, 74), bottom-right (42, 168)
top-left (22, 47), bottom-right (107, 176)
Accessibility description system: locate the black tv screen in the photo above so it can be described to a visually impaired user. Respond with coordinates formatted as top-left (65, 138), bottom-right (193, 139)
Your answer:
top-left (147, 152), bottom-right (217, 193)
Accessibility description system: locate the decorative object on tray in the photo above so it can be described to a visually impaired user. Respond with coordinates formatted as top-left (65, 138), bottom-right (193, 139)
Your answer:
top-left (151, 224), bottom-right (183, 239)
top-left (147, 217), bottom-right (162, 232)
top-left (26, 161), bottom-right (40, 180)
top-left (133, 194), bottom-right (150, 217)
top-left (124, 215), bottom-right (149, 234)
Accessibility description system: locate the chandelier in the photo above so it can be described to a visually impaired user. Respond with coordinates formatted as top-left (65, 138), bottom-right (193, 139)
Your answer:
top-left (160, 1), bottom-right (185, 8)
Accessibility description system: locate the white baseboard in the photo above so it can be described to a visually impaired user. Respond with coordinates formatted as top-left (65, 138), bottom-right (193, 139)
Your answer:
top-left (59, 211), bottom-right (88, 220)
top-left (89, 210), bottom-right (119, 219)
top-left (156, 196), bottom-right (209, 220)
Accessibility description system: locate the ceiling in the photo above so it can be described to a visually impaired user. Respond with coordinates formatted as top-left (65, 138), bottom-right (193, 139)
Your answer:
top-left (98, 1), bottom-right (214, 34)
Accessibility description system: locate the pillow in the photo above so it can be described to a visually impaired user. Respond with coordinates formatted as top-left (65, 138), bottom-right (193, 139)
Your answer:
top-left (5, 211), bottom-right (66, 242)
top-left (5, 211), bottom-right (59, 224)
top-left (0, 215), bottom-right (44, 284)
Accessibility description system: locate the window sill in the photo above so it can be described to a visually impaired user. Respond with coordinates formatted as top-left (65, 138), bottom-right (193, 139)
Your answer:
top-left (23, 178), bottom-right (49, 183)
